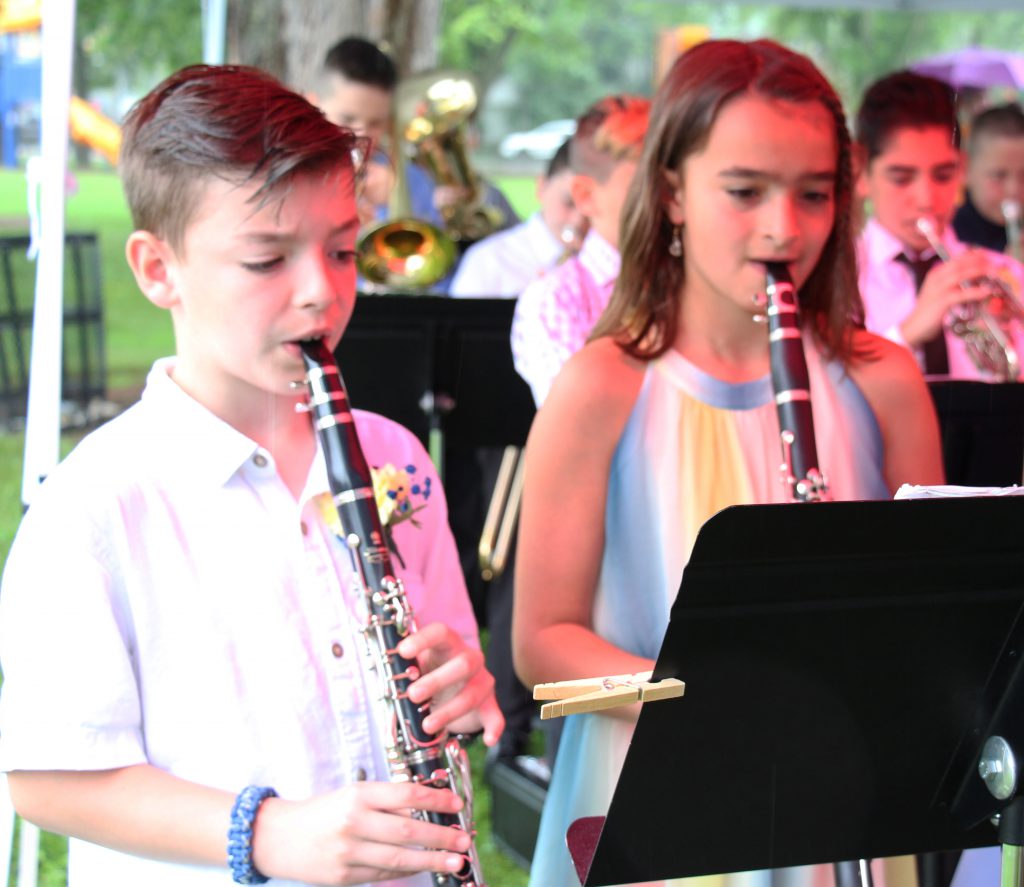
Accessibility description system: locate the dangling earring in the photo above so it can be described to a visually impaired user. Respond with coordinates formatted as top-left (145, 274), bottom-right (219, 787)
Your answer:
top-left (668, 225), bottom-right (683, 258)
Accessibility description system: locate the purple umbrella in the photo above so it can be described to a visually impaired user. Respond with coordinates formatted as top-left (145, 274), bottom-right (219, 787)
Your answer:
top-left (910, 47), bottom-right (1024, 90)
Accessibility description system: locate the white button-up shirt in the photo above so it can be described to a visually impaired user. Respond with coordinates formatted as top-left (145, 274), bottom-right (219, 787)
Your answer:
top-left (449, 212), bottom-right (565, 298)
top-left (0, 360), bottom-right (478, 887)
top-left (858, 217), bottom-right (1024, 380)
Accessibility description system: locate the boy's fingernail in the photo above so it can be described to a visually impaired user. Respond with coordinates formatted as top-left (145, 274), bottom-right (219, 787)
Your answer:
top-left (446, 855), bottom-right (465, 871)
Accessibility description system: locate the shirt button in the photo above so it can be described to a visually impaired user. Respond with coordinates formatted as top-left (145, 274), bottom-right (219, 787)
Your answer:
top-left (331, 642), bottom-right (344, 658)
top-left (252, 453), bottom-right (268, 468)
top-left (352, 766), bottom-right (368, 782)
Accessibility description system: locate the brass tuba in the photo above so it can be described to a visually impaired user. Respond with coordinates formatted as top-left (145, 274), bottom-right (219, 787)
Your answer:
top-left (396, 70), bottom-right (503, 244)
top-left (355, 136), bottom-right (457, 291)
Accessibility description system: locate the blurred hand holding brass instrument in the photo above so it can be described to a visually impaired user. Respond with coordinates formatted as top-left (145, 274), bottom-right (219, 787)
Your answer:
top-left (916, 216), bottom-right (1023, 381)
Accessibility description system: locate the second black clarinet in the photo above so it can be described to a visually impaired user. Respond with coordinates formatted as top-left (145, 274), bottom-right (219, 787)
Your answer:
top-left (764, 261), bottom-right (830, 503)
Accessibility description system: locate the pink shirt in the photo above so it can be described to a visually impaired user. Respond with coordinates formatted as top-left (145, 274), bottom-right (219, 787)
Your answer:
top-left (510, 229), bottom-right (620, 405)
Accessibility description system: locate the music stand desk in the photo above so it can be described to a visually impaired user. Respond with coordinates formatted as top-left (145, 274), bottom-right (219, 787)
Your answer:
top-left (334, 295), bottom-right (535, 452)
top-left (573, 496), bottom-right (1024, 886)
top-left (927, 379), bottom-right (1024, 487)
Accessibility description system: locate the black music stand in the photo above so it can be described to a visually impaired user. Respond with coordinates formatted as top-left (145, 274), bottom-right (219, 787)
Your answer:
top-left (927, 380), bottom-right (1024, 486)
top-left (334, 295), bottom-right (535, 461)
top-left (567, 496), bottom-right (1024, 886)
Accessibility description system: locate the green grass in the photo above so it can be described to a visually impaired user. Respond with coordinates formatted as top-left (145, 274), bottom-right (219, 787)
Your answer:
top-left (0, 166), bottom-right (534, 886)
top-left (0, 168), bottom-right (176, 393)
top-left (492, 175), bottom-right (539, 221)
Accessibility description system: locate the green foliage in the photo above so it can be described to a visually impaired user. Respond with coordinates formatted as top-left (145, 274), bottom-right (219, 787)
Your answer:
top-left (442, 0), bottom-right (663, 132)
top-left (68, 1), bottom-right (1024, 142)
top-left (440, 0), bottom-right (547, 73)
top-left (75, 0), bottom-right (202, 94)
top-left (440, 1), bottom-right (1024, 139)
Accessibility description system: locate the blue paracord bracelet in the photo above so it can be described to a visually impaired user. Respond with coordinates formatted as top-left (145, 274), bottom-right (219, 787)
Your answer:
top-left (227, 785), bottom-right (278, 885)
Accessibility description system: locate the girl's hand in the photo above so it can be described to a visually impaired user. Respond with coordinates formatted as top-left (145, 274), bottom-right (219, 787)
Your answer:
top-left (398, 621), bottom-right (504, 746)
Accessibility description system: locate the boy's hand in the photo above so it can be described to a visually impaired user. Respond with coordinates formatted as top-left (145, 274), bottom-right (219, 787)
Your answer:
top-left (432, 184), bottom-right (472, 213)
top-left (251, 782), bottom-right (471, 885)
top-left (361, 160), bottom-right (394, 209)
top-left (901, 250), bottom-right (994, 347)
top-left (398, 622), bottom-right (504, 747)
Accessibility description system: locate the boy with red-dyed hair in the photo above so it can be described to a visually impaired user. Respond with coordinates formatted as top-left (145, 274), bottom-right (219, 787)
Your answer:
top-left (0, 64), bottom-right (500, 887)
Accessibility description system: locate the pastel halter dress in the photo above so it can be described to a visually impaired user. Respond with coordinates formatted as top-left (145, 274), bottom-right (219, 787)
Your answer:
top-left (528, 342), bottom-right (891, 887)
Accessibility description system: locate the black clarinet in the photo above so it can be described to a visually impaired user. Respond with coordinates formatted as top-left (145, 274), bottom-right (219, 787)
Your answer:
top-left (764, 269), bottom-right (873, 884)
top-left (764, 261), bottom-right (830, 503)
top-left (299, 338), bottom-right (484, 887)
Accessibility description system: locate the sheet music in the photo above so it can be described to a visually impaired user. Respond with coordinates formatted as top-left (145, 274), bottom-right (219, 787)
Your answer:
top-left (895, 483), bottom-right (1024, 499)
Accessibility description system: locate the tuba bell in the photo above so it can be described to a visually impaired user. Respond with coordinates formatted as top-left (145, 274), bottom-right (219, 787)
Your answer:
top-left (396, 70), bottom-right (504, 244)
top-left (355, 136), bottom-right (457, 292)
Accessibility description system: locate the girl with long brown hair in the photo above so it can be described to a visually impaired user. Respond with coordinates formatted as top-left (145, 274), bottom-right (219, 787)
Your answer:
top-left (514, 38), bottom-right (943, 887)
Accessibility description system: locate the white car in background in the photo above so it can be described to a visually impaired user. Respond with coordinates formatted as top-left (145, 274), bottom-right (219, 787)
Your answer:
top-left (498, 118), bottom-right (577, 160)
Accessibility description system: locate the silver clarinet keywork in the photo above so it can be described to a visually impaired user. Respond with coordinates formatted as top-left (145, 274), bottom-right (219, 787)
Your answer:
top-left (299, 338), bottom-right (485, 887)
top-left (763, 262), bottom-right (830, 503)
top-left (915, 216), bottom-right (1023, 382)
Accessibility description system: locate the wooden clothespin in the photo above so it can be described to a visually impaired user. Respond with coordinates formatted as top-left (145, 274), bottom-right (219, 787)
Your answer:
top-left (533, 671), bottom-right (685, 720)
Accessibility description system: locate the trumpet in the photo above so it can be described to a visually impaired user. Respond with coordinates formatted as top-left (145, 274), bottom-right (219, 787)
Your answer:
top-left (1003, 198), bottom-right (1023, 263)
top-left (915, 217), bottom-right (1023, 381)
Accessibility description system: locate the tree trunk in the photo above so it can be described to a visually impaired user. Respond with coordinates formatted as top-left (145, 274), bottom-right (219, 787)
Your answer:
top-left (226, 0), bottom-right (287, 81)
top-left (376, 0), bottom-right (441, 75)
top-left (280, 0), bottom-right (360, 93)
top-left (277, 0), bottom-right (441, 93)
top-left (224, 1), bottom-right (441, 96)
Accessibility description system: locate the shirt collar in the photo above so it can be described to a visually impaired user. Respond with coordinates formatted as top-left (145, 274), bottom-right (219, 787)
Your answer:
top-left (861, 216), bottom-right (955, 265)
top-left (140, 358), bottom-right (265, 488)
top-left (577, 229), bottom-right (621, 286)
top-left (524, 212), bottom-right (566, 266)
